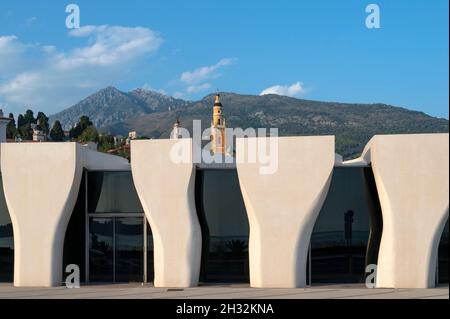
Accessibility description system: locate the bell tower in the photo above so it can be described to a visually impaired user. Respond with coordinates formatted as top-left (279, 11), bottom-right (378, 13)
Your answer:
top-left (211, 94), bottom-right (226, 154)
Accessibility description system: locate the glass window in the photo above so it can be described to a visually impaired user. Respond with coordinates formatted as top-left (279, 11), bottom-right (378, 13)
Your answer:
top-left (88, 217), bottom-right (147, 283)
top-left (88, 171), bottom-right (144, 214)
top-left (311, 167), bottom-right (382, 283)
top-left (89, 217), bottom-right (114, 282)
top-left (0, 176), bottom-right (14, 282)
top-left (196, 169), bottom-right (249, 283)
top-left (84, 171), bottom-right (151, 283)
top-left (115, 217), bottom-right (144, 282)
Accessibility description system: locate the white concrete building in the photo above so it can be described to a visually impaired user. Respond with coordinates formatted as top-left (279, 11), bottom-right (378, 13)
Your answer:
top-left (0, 132), bottom-right (448, 289)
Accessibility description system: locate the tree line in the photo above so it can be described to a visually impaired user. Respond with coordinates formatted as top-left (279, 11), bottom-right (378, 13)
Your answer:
top-left (5, 110), bottom-right (152, 161)
top-left (6, 110), bottom-right (101, 143)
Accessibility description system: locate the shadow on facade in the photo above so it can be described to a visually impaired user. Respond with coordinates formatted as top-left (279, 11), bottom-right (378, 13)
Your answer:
top-left (438, 219), bottom-right (448, 284)
top-left (195, 169), bottom-right (250, 283)
top-left (0, 176), bottom-right (14, 282)
top-left (309, 166), bottom-right (383, 284)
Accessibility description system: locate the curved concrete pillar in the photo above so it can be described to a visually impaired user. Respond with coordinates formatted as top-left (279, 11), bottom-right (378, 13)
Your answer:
top-left (0, 143), bottom-right (130, 287)
top-left (131, 139), bottom-right (201, 287)
top-left (366, 134), bottom-right (449, 288)
top-left (236, 136), bottom-right (335, 288)
top-left (1, 143), bottom-right (81, 287)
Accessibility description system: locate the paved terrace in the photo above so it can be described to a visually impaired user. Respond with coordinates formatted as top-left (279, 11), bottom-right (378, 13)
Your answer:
top-left (0, 283), bottom-right (448, 299)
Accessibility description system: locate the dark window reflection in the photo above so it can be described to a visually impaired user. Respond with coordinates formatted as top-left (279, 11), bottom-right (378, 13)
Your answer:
top-left (147, 223), bottom-right (154, 283)
top-left (311, 167), bottom-right (382, 283)
top-left (438, 219), bottom-right (449, 284)
top-left (115, 217), bottom-right (143, 282)
top-left (89, 217), bottom-right (147, 283)
top-left (88, 171), bottom-right (144, 214)
top-left (63, 172), bottom-right (86, 282)
top-left (89, 218), bottom-right (114, 282)
top-left (0, 176), bottom-right (14, 282)
top-left (196, 169), bottom-right (249, 283)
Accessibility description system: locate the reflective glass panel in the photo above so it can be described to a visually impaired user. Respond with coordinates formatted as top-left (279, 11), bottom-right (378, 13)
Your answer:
top-left (89, 218), bottom-right (114, 282)
top-left (88, 171), bottom-right (144, 214)
top-left (196, 169), bottom-right (249, 283)
top-left (311, 167), bottom-right (382, 283)
top-left (115, 217), bottom-right (144, 282)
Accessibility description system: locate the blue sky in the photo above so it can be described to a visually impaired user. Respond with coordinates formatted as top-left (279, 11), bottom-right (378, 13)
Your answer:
top-left (0, 0), bottom-right (448, 118)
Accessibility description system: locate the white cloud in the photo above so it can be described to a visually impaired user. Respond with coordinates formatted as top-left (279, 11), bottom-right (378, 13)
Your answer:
top-left (177, 58), bottom-right (234, 96)
top-left (0, 35), bottom-right (21, 52)
top-left (260, 82), bottom-right (307, 98)
top-left (186, 83), bottom-right (212, 93)
top-left (180, 58), bottom-right (234, 84)
top-left (0, 25), bottom-right (163, 115)
top-left (60, 25), bottom-right (162, 69)
top-left (0, 36), bottom-right (26, 75)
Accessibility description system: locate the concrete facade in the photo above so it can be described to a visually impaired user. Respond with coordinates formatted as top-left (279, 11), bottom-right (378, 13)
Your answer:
top-left (236, 136), bottom-right (335, 288)
top-left (131, 139), bottom-right (202, 287)
top-left (0, 143), bottom-right (129, 287)
top-left (357, 134), bottom-right (449, 288)
top-left (0, 133), bottom-right (448, 289)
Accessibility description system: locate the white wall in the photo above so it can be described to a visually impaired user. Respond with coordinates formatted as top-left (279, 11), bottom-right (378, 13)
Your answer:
top-left (131, 139), bottom-right (202, 287)
top-left (236, 136), bottom-right (335, 288)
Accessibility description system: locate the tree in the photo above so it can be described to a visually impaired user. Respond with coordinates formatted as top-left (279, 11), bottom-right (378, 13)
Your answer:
top-left (50, 120), bottom-right (65, 141)
top-left (6, 113), bottom-right (17, 139)
top-left (69, 115), bottom-right (93, 139)
top-left (17, 114), bottom-right (25, 128)
top-left (98, 134), bottom-right (116, 152)
top-left (23, 109), bottom-right (36, 125)
top-left (16, 110), bottom-right (36, 141)
top-left (78, 125), bottom-right (98, 143)
top-left (36, 112), bottom-right (50, 135)
top-left (19, 123), bottom-right (33, 140)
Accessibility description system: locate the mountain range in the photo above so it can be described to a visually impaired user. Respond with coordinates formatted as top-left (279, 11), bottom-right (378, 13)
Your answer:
top-left (49, 86), bottom-right (449, 159)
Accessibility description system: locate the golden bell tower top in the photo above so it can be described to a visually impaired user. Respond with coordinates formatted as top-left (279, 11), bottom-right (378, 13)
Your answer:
top-left (211, 94), bottom-right (226, 154)
top-left (212, 94), bottom-right (223, 126)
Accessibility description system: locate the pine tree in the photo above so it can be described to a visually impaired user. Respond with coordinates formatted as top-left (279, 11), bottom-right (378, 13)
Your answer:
top-left (17, 110), bottom-right (36, 141)
top-left (50, 120), bottom-right (65, 141)
top-left (78, 125), bottom-right (98, 143)
top-left (69, 115), bottom-right (93, 139)
top-left (17, 114), bottom-right (25, 128)
top-left (18, 123), bottom-right (33, 140)
top-left (6, 113), bottom-right (17, 139)
top-left (23, 109), bottom-right (36, 125)
top-left (36, 111), bottom-right (50, 135)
